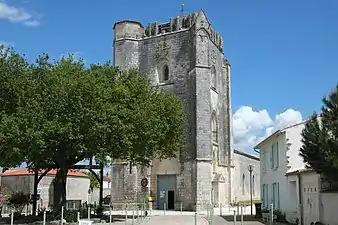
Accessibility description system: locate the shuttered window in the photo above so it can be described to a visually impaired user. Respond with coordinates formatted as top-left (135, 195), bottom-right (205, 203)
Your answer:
top-left (270, 144), bottom-right (274, 169)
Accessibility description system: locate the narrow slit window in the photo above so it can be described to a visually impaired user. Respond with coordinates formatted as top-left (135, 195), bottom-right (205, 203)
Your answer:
top-left (163, 65), bottom-right (169, 81)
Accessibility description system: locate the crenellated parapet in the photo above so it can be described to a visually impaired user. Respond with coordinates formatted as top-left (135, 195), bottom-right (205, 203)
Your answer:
top-left (113, 12), bottom-right (224, 53)
top-left (209, 27), bottom-right (224, 53)
top-left (143, 12), bottom-right (224, 53)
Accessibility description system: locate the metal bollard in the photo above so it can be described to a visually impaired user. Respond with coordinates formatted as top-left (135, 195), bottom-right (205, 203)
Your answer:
top-left (220, 203), bottom-right (222, 216)
top-left (164, 202), bottom-right (166, 215)
top-left (140, 204), bottom-right (143, 218)
top-left (61, 206), bottom-right (64, 224)
top-left (270, 203), bottom-right (274, 225)
top-left (194, 212), bottom-right (197, 225)
top-left (77, 212), bottom-right (80, 222)
top-left (233, 210), bottom-right (237, 225)
top-left (109, 208), bottom-right (112, 225)
top-left (125, 205), bottom-right (128, 225)
top-left (210, 205), bottom-right (214, 225)
top-left (180, 202), bottom-right (183, 215)
top-left (132, 206), bottom-right (135, 225)
top-left (207, 205), bottom-right (210, 219)
top-left (43, 210), bottom-right (46, 225)
top-left (87, 205), bottom-right (90, 220)
top-left (241, 205), bottom-right (243, 225)
top-left (137, 205), bottom-right (139, 222)
top-left (10, 210), bottom-right (14, 225)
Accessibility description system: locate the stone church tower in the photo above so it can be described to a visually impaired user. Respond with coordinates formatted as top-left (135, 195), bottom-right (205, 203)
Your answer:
top-left (111, 9), bottom-right (234, 211)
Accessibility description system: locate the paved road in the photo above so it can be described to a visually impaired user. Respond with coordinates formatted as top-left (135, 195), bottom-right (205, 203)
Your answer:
top-left (137, 215), bottom-right (208, 225)
top-left (213, 216), bottom-right (264, 225)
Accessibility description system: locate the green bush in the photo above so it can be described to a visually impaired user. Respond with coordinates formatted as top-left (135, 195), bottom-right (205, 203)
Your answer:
top-left (8, 192), bottom-right (30, 214)
top-left (273, 209), bottom-right (286, 222)
top-left (45, 208), bottom-right (88, 222)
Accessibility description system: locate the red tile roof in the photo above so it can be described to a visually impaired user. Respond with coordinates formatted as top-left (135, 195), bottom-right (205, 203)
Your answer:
top-left (1, 168), bottom-right (88, 178)
top-left (103, 176), bottom-right (111, 182)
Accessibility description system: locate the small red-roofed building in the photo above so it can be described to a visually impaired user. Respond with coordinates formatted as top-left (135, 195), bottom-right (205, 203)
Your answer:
top-left (0, 168), bottom-right (90, 212)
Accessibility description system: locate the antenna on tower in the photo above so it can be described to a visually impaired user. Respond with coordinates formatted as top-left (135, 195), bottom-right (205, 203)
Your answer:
top-left (180, 1), bottom-right (185, 16)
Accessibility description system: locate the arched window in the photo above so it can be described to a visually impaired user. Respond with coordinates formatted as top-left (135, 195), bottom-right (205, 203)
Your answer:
top-left (242, 174), bottom-right (245, 195)
top-left (210, 66), bottom-right (216, 89)
top-left (211, 113), bottom-right (218, 172)
top-left (163, 65), bottom-right (169, 82)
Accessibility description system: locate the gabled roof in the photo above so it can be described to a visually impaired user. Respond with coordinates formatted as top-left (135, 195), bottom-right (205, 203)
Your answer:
top-left (212, 173), bottom-right (225, 183)
top-left (254, 120), bottom-right (308, 150)
top-left (196, 9), bottom-right (211, 26)
top-left (234, 149), bottom-right (259, 161)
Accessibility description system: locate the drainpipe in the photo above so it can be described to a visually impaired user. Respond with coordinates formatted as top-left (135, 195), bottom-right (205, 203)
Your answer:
top-left (297, 173), bottom-right (303, 225)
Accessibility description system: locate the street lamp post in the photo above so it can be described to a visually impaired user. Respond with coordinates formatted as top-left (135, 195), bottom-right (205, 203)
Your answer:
top-left (248, 165), bottom-right (254, 215)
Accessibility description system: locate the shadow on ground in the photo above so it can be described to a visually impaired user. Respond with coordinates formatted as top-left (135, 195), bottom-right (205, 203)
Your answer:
top-left (0, 215), bottom-right (140, 224)
top-left (221, 215), bottom-right (262, 222)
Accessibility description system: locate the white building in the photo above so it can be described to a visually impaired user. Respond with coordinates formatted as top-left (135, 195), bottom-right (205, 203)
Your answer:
top-left (232, 150), bottom-right (260, 203)
top-left (103, 175), bottom-right (111, 189)
top-left (286, 168), bottom-right (320, 224)
top-left (254, 121), bottom-right (307, 223)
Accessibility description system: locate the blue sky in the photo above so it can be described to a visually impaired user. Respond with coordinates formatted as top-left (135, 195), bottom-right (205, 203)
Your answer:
top-left (1, 0), bottom-right (337, 152)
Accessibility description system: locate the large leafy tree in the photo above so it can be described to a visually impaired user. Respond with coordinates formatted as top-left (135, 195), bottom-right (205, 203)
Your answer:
top-left (299, 83), bottom-right (338, 180)
top-left (0, 46), bottom-right (185, 210)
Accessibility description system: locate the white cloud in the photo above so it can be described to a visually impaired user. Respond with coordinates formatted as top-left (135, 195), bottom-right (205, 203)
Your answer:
top-left (0, 2), bottom-right (40, 26)
top-left (233, 106), bottom-right (302, 152)
top-left (23, 20), bottom-right (40, 27)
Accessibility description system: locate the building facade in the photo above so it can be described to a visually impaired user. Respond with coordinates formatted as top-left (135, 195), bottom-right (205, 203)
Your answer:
top-left (255, 121), bottom-right (307, 223)
top-left (286, 168), bottom-right (338, 225)
top-left (1, 169), bottom-right (90, 211)
top-left (111, 9), bottom-right (259, 211)
top-left (89, 176), bottom-right (111, 204)
top-left (232, 150), bottom-right (260, 203)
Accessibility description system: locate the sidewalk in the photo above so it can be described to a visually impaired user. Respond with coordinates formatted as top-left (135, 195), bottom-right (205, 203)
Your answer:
top-left (138, 215), bottom-right (208, 225)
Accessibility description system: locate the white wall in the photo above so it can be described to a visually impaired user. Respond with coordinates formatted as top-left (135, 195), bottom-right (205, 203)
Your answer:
top-left (300, 172), bottom-right (320, 225)
top-left (285, 174), bottom-right (299, 223)
top-left (320, 193), bottom-right (338, 225)
top-left (285, 123), bottom-right (306, 173)
top-left (232, 151), bottom-right (260, 203)
top-left (260, 132), bottom-right (288, 211)
top-left (103, 180), bottom-right (110, 189)
top-left (259, 122), bottom-right (307, 214)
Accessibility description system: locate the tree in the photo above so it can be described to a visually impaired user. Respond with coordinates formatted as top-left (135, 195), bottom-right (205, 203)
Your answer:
top-left (299, 83), bottom-right (338, 181)
top-left (84, 171), bottom-right (100, 189)
top-left (0, 46), bottom-right (185, 210)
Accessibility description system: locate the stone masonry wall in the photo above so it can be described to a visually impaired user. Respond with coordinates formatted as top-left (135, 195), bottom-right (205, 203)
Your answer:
top-left (112, 10), bottom-right (231, 211)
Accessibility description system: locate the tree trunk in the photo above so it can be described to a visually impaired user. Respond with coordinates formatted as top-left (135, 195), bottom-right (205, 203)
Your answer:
top-left (53, 167), bottom-right (68, 211)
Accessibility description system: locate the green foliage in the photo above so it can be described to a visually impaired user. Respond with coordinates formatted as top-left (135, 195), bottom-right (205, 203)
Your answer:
top-left (0, 187), bottom-right (9, 206)
top-left (300, 83), bottom-right (338, 180)
top-left (8, 191), bottom-right (30, 214)
top-left (273, 209), bottom-right (286, 222)
top-left (46, 208), bottom-right (88, 222)
top-left (0, 46), bottom-right (185, 206)
top-left (84, 171), bottom-right (100, 189)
